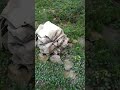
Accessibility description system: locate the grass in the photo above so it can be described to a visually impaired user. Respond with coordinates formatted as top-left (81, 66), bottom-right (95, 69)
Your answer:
top-left (35, 0), bottom-right (85, 90)
top-left (86, 0), bottom-right (120, 89)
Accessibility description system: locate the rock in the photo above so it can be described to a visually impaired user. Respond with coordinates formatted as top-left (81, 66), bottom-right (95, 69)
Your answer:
top-left (50, 55), bottom-right (63, 64)
top-left (64, 59), bottom-right (73, 70)
top-left (64, 70), bottom-right (77, 80)
top-left (68, 43), bottom-right (73, 47)
top-left (38, 53), bottom-right (49, 62)
top-left (53, 48), bottom-right (61, 55)
top-left (61, 37), bottom-right (69, 48)
top-left (72, 39), bottom-right (78, 44)
top-left (35, 21), bottom-right (69, 54)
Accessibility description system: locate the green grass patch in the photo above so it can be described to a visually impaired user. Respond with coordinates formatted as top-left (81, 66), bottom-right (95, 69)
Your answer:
top-left (35, 0), bottom-right (85, 89)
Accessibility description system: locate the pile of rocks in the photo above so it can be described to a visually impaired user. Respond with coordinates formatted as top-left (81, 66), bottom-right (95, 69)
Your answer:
top-left (35, 21), bottom-right (77, 81)
top-left (35, 21), bottom-right (69, 63)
